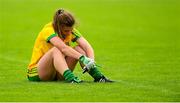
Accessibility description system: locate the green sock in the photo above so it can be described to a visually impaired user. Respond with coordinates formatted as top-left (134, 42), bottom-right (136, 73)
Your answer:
top-left (63, 69), bottom-right (75, 82)
top-left (88, 67), bottom-right (103, 80)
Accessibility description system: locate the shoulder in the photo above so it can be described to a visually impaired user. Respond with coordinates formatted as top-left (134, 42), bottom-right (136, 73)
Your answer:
top-left (44, 22), bottom-right (53, 28)
top-left (39, 22), bottom-right (57, 42)
top-left (72, 28), bottom-right (82, 37)
top-left (40, 22), bottom-right (55, 36)
top-left (71, 28), bottom-right (82, 42)
top-left (42, 22), bottom-right (54, 32)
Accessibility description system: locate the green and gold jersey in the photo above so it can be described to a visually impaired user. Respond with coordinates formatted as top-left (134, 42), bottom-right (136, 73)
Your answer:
top-left (28, 22), bottom-right (82, 69)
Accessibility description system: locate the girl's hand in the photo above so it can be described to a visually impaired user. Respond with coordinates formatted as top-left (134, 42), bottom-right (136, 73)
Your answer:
top-left (82, 60), bottom-right (95, 73)
top-left (79, 55), bottom-right (93, 65)
top-left (79, 55), bottom-right (95, 73)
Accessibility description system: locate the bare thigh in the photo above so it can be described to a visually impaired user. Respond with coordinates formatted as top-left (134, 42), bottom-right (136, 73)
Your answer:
top-left (37, 47), bottom-right (68, 81)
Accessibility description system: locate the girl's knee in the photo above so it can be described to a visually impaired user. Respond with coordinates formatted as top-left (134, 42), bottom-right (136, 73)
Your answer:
top-left (51, 47), bottom-right (65, 57)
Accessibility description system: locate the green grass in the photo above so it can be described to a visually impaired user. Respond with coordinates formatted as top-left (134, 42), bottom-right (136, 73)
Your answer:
top-left (0, 0), bottom-right (180, 102)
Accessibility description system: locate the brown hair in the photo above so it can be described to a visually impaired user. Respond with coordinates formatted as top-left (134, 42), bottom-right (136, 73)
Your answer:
top-left (53, 9), bottom-right (75, 36)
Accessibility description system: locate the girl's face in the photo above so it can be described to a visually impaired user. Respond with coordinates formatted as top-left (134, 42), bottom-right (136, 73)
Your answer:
top-left (60, 26), bottom-right (73, 36)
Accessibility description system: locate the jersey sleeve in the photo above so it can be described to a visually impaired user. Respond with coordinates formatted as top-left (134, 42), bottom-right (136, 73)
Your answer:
top-left (71, 28), bottom-right (82, 42)
top-left (42, 27), bottom-right (58, 42)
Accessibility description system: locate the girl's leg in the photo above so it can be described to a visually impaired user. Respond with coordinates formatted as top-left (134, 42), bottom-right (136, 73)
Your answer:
top-left (66, 46), bottom-right (106, 82)
top-left (66, 45), bottom-right (86, 71)
top-left (37, 47), bottom-right (69, 81)
top-left (54, 45), bottom-right (86, 80)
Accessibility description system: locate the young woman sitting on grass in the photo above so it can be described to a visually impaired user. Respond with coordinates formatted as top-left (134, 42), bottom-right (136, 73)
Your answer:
top-left (27, 9), bottom-right (113, 83)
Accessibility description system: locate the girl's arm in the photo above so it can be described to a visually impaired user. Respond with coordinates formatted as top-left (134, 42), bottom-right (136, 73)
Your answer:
top-left (76, 37), bottom-right (95, 60)
top-left (50, 36), bottom-right (82, 59)
top-left (50, 36), bottom-right (95, 69)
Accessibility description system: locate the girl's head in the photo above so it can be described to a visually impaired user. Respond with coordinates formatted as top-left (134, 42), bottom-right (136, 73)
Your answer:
top-left (53, 9), bottom-right (75, 36)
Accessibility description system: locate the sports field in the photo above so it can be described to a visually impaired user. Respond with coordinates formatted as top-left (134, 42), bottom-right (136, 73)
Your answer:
top-left (0, 0), bottom-right (179, 102)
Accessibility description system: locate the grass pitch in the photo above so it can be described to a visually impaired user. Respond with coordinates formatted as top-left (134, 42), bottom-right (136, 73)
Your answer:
top-left (0, 0), bottom-right (179, 102)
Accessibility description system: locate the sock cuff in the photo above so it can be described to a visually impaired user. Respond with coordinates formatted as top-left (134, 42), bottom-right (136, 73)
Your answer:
top-left (63, 69), bottom-right (72, 77)
top-left (63, 69), bottom-right (75, 82)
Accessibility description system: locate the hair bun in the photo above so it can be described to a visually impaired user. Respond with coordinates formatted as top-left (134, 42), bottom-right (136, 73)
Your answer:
top-left (58, 8), bottom-right (64, 14)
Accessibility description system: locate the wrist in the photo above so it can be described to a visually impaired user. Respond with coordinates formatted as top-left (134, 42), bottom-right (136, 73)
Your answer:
top-left (79, 55), bottom-right (85, 62)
